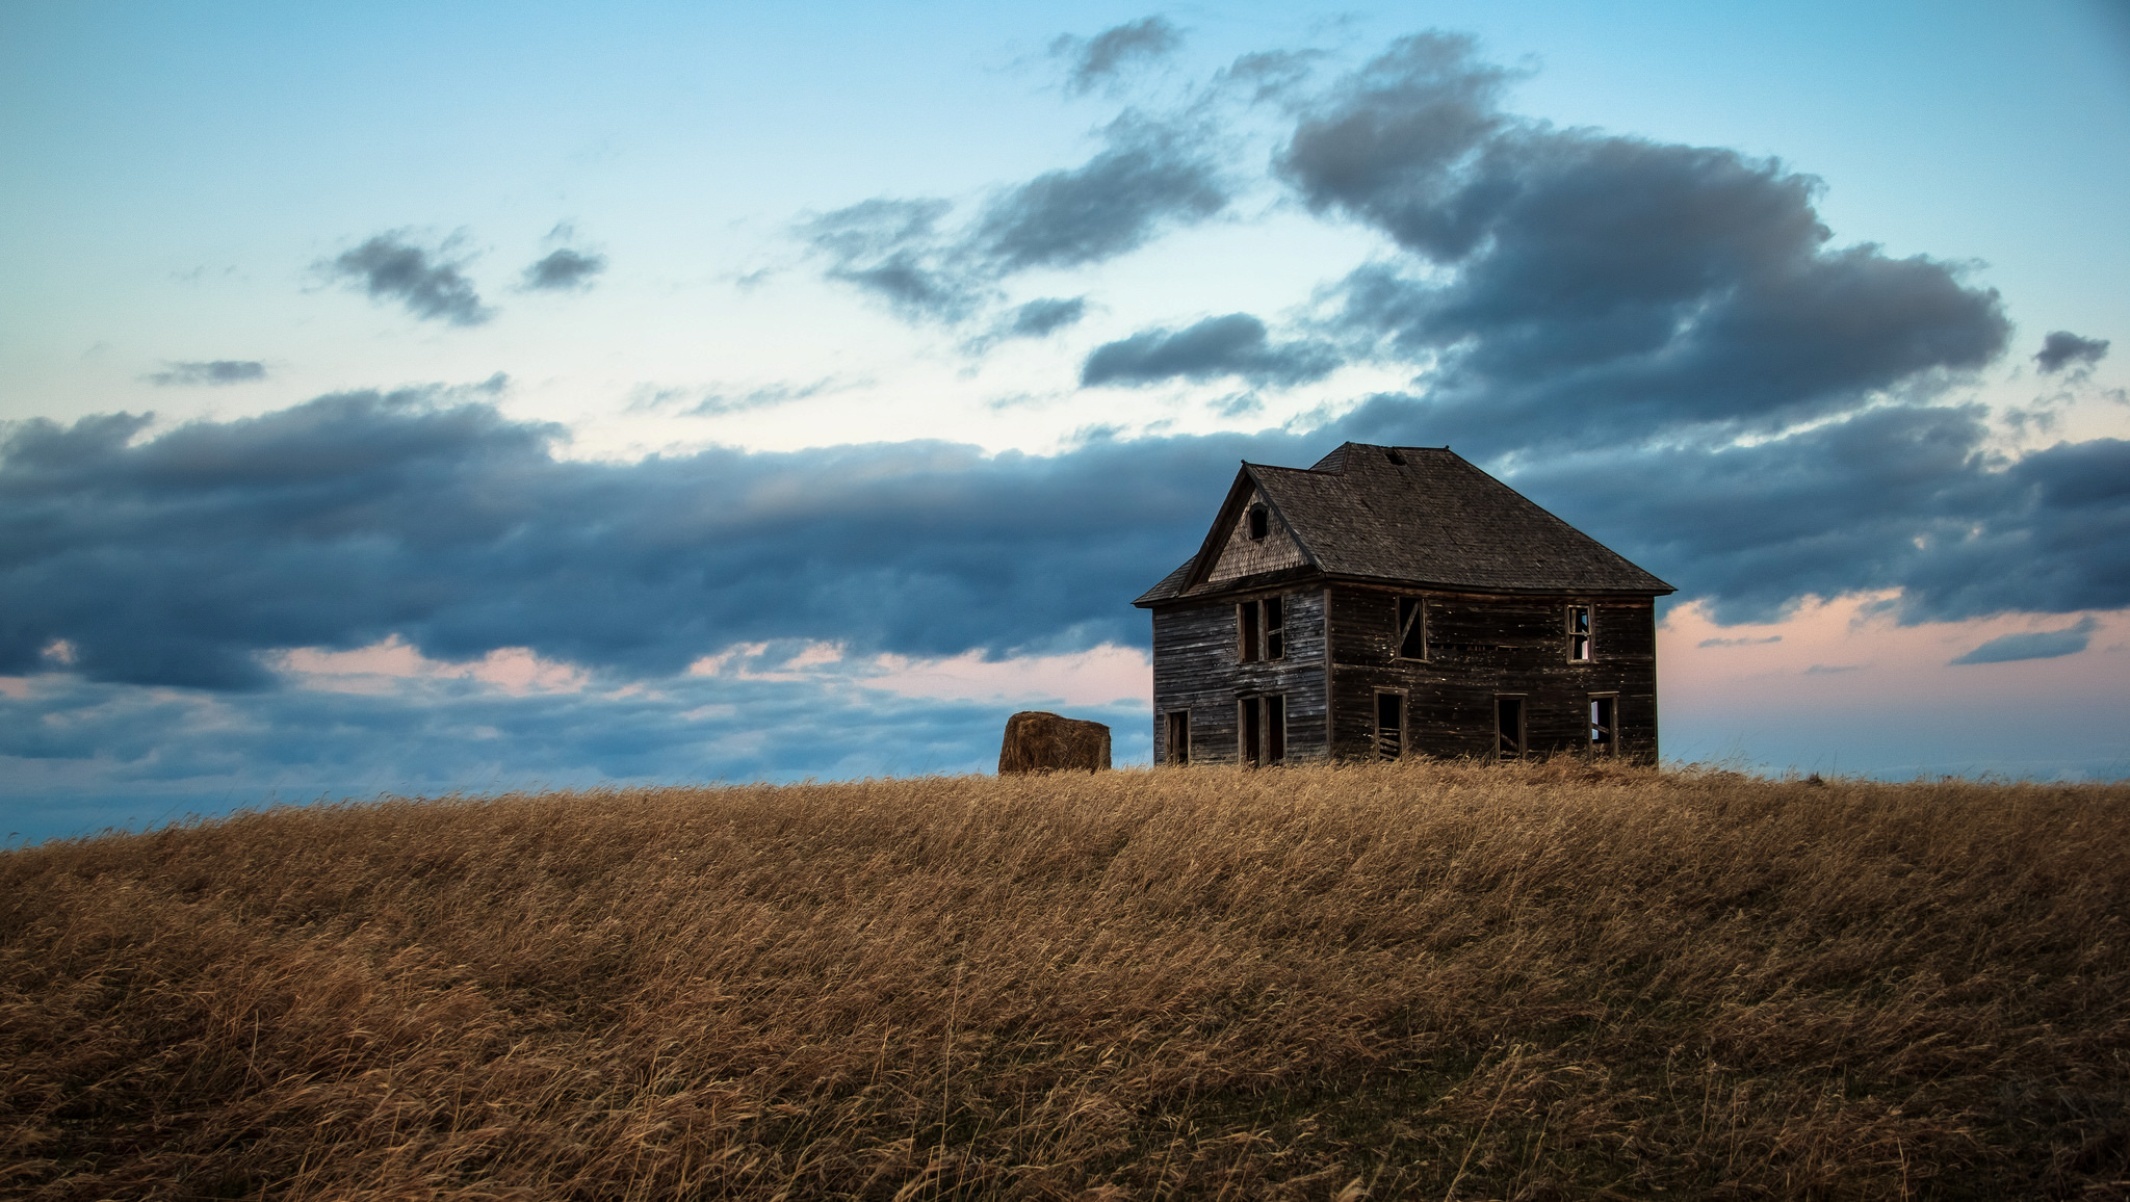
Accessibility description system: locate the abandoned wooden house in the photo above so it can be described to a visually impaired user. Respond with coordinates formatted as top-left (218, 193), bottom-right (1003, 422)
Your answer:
top-left (1134, 442), bottom-right (1675, 766)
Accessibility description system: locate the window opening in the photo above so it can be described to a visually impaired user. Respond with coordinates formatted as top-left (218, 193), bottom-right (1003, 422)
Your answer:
top-left (1240, 697), bottom-right (1262, 767)
top-left (1375, 692), bottom-right (1404, 760)
top-left (1567, 605), bottom-right (1593, 662)
top-left (1237, 597), bottom-right (1286, 663)
top-left (1165, 711), bottom-right (1191, 765)
top-left (1396, 596), bottom-right (1428, 660)
top-left (1496, 696), bottom-right (1527, 759)
top-left (1266, 695), bottom-right (1286, 765)
top-left (1247, 504), bottom-right (1269, 541)
top-left (1588, 695), bottom-right (1617, 756)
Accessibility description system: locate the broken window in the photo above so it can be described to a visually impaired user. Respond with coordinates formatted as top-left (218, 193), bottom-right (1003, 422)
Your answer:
top-left (1588, 695), bottom-right (1617, 756)
top-left (1375, 691), bottom-right (1404, 760)
top-left (1237, 597), bottom-right (1285, 663)
top-left (1496, 696), bottom-right (1526, 759)
top-left (1567, 605), bottom-right (1593, 662)
top-left (1247, 503), bottom-right (1269, 541)
top-left (1165, 711), bottom-right (1191, 765)
top-left (1396, 596), bottom-right (1428, 660)
top-left (1238, 695), bottom-right (1286, 767)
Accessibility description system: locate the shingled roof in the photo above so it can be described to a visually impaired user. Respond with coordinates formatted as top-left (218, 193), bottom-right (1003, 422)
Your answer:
top-left (1134, 442), bottom-right (1674, 606)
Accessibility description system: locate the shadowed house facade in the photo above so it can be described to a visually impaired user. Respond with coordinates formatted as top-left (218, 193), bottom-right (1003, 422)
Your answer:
top-left (1134, 442), bottom-right (1676, 766)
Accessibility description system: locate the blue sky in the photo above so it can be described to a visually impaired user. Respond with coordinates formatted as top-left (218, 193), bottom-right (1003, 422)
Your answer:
top-left (5, 1), bottom-right (2128, 842)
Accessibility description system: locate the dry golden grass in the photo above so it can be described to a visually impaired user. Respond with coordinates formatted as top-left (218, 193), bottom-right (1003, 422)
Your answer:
top-left (3, 760), bottom-right (2128, 1199)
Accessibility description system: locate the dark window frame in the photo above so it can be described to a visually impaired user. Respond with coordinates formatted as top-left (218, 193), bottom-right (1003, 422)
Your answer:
top-left (1495, 694), bottom-right (1528, 760)
top-left (1395, 595), bottom-right (1429, 661)
top-left (1567, 604), bottom-right (1593, 663)
top-left (1246, 503), bottom-right (1269, 541)
top-left (1588, 694), bottom-right (1618, 757)
top-left (1236, 596), bottom-right (1286, 663)
top-left (1373, 689), bottom-right (1406, 761)
top-left (1165, 710), bottom-right (1191, 765)
top-left (1237, 694), bottom-right (1286, 767)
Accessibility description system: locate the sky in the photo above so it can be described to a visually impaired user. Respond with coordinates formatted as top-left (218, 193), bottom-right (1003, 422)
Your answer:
top-left (4, 0), bottom-right (2128, 843)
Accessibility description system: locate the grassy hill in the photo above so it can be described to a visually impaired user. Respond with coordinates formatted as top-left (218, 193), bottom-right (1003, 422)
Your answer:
top-left (4, 761), bottom-right (2127, 1199)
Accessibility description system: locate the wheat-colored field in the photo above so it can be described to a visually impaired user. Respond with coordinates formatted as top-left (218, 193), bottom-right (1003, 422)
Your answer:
top-left (3, 761), bottom-right (2127, 1199)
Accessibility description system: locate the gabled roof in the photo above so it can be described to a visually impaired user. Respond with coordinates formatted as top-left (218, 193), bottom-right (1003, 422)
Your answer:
top-left (1135, 442), bottom-right (1674, 606)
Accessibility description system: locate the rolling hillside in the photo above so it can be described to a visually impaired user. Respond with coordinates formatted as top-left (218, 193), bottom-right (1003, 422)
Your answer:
top-left (4, 761), bottom-right (2127, 1198)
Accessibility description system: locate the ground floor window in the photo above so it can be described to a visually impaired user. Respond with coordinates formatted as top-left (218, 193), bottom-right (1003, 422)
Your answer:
top-left (1495, 695), bottom-right (1526, 759)
top-left (1165, 710), bottom-right (1191, 765)
top-left (1374, 691), bottom-right (1404, 760)
top-left (1239, 694), bottom-right (1286, 767)
top-left (1588, 694), bottom-right (1617, 756)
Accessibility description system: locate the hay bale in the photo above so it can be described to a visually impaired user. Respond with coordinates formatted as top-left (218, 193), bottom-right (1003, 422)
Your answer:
top-left (998, 711), bottom-right (1112, 775)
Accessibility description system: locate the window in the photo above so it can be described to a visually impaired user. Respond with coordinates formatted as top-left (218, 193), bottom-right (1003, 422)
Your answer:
top-left (1495, 696), bottom-right (1526, 759)
top-left (1238, 695), bottom-right (1285, 767)
top-left (1165, 711), bottom-right (1191, 765)
top-left (1375, 691), bottom-right (1404, 760)
top-left (1567, 604), bottom-right (1593, 662)
top-left (1396, 596), bottom-right (1428, 660)
top-left (1588, 695), bottom-right (1617, 756)
top-left (1237, 596), bottom-right (1285, 662)
top-left (1247, 504), bottom-right (1269, 541)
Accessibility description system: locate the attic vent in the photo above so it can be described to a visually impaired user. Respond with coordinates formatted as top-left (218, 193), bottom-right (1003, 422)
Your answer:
top-left (1385, 449), bottom-right (1406, 465)
top-left (1246, 504), bottom-right (1269, 540)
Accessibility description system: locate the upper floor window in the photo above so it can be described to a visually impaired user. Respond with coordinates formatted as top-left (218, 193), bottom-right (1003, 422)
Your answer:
top-left (1246, 503), bottom-right (1269, 541)
top-left (1396, 596), bottom-right (1428, 660)
top-left (1567, 604), bottom-right (1593, 662)
top-left (1238, 596), bottom-right (1285, 662)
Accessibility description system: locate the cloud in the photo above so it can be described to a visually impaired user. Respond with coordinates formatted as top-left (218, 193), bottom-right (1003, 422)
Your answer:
top-left (803, 118), bottom-right (1228, 324)
top-left (144, 360), bottom-right (267, 387)
top-left (1054, 16), bottom-right (1183, 95)
top-left (1003, 297), bottom-right (1087, 339)
top-left (0, 391), bottom-right (1292, 691)
top-left (1275, 35), bottom-right (2008, 456)
top-left (325, 233), bottom-right (492, 326)
top-left (523, 247), bottom-right (607, 291)
top-left (1950, 617), bottom-right (2099, 665)
top-left (1081, 312), bottom-right (1339, 387)
top-left (2034, 331), bottom-right (2110, 374)
top-left (1699, 635), bottom-right (1782, 648)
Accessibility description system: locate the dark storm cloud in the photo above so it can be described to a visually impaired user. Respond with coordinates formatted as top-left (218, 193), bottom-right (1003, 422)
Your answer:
top-left (803, 119), bottom-right (1227, 323)
top-left (2034, 330), bottom-right (2110, 374)
top-left (0, 392), bottom-right (1300, 691)
top-left (1081, 313), bottom-right (1339, 387)
top-left (11, 389), bottom-right (2128, 701)
top-left (1054, 16), bottom-right (1183, 95)
top-left (1950, 617), bottom-right (2098, 665)
top-left (325, 233), bottom-right (492, 326)
top-left (145, 360), bottom-right (267, 387)
top-left (1459, 407), bottom-right (2130, 626)
top-left (523, 247), bottom-right (607, 291)
top-left (1275, 35), bottom-right (2009, 457)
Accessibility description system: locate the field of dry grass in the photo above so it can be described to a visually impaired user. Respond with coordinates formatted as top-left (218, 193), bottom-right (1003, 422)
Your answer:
top-left (4, 760), bottom-right (2128, 1199)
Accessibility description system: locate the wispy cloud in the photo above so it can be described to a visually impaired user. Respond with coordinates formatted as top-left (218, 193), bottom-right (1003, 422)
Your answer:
top-left (144, 360), bottom-right (266, 387)
top-left (1951, 617), bottom-right (2099, 665)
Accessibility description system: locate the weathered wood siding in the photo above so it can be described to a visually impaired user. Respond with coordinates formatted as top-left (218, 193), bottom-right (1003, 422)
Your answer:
top-left (1327, 586), bottom-right (1660, 763)
top-left (1205, 487), bottom-right (1308, 584)
top-left (1149, 587), bottom-right (1328, 764)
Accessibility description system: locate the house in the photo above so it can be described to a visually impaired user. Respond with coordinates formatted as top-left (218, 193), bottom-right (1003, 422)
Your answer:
top-left (1134, 442), bottom-right (1675, 766)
